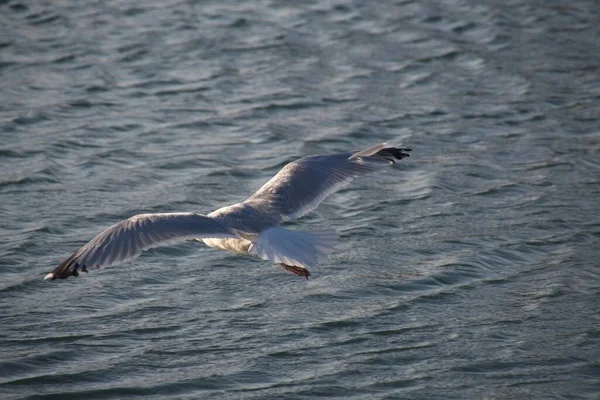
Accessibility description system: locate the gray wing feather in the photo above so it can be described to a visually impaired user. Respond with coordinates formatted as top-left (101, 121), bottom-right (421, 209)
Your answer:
top-left (243, 143), bottom-right (409, 221)
top-left (45, 213), bottom-right (237, 279)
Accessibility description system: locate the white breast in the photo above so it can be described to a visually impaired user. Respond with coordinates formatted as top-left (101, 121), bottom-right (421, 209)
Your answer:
top-left (202, 237), bottom-right (253, 254)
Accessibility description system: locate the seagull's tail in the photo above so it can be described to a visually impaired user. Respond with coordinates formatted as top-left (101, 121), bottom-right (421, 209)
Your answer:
top-left (248, 227), bottom-right (338, 275)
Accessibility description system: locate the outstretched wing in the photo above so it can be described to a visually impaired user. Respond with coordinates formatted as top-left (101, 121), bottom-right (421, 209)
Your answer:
top-left (45, 213), bottom-right (237, 280)
top-left (243, 143), bottom-right (411, 222)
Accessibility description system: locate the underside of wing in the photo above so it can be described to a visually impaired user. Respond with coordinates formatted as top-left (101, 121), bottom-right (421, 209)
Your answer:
top-left (45, 213), bottom-right (237, 280)
top-left (243, 143), bottom-right (411, 221)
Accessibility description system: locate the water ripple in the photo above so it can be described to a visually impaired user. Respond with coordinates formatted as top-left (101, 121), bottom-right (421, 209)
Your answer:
top-left (1, 0), bottom-right (599, 399)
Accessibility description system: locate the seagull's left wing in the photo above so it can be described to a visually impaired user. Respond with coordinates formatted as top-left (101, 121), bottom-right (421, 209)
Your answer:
top-left (45, 213), bottom-right (237, 280)
top-left (243, 143), bottom-right (411, 222)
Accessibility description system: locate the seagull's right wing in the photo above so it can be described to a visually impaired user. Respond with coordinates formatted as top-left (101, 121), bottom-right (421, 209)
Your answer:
top-left (45, 213), bottom-right (237, 280)
top-left (243, 143), bottom-right (411, 222)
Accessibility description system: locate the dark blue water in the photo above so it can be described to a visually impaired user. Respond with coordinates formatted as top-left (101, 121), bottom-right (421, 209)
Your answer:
top-left (1, 0), bottom-right (599, 398)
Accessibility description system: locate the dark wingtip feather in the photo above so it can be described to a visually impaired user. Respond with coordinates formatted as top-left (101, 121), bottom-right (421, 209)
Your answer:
top-left (376, 147), bottom-right (412, 162)
top-left (45, 255), bottom-right (83, 280)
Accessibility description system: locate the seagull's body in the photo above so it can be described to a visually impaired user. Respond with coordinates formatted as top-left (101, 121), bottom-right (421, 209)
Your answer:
top-left (45, 142), bottom-right (411, 280)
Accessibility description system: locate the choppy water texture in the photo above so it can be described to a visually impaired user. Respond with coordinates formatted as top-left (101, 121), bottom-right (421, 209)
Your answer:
top-left (1, 0), bottom-right (599, 398)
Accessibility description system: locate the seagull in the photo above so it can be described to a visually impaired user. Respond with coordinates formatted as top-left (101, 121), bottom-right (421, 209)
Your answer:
top-left (44, 142), bottom-right (411, 281)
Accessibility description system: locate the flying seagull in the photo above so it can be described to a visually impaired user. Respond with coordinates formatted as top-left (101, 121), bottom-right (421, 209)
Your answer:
top-left (44, 142), bottom-right (411, 280)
